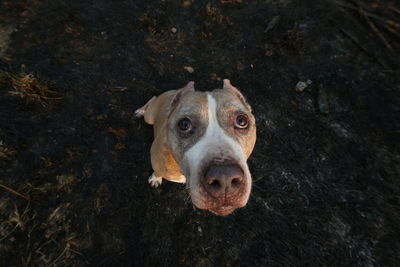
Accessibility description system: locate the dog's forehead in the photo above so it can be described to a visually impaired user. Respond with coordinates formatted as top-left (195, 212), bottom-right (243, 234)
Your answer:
top-left (176, 91), bottom-right (208, 115)
top-left (174, 88), bottom-right (248, 118)
top-left (210, 89), bottom-right (247, 111)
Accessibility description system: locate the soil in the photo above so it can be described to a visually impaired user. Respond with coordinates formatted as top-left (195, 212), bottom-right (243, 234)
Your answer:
top-left (0, 0), bottom-right (399, 266)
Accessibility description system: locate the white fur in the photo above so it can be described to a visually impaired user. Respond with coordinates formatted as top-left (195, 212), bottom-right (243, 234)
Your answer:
top-left (148, 173), bottom-right (185, 187)
top-left (184, 94), bottom-right (248, 190)
top-left (148, 173), bottom-right (162, 187)
top-left (175, 175), bottom-right (186, 183)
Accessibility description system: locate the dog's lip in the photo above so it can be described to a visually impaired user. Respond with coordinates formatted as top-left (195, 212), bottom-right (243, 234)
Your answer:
top-left (196, 197), bottom-right (241, 215)
top-left (192, 196), bottom-right (239, 215)
top-left (208, 205), bottom-right (236, 215)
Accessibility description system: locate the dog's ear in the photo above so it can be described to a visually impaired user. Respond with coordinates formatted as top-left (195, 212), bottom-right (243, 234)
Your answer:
top-left (223, 79), bottom-right (252, 112)
top-left (168, 81), bottom-right (195, 116)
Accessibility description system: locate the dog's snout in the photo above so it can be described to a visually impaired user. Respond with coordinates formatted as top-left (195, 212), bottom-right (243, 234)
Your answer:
top-left (203, 164), bottom-right (244, 199)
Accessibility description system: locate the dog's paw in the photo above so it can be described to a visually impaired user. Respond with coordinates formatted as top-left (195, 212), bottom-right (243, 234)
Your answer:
top-left (175, 175), bottom-right (186, 183)
top-left (148, 173), bottom-right (162, 187)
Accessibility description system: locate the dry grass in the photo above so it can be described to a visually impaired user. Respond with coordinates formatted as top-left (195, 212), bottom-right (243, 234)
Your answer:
top-left (0, 174), bottom-right (82, 266)
top-left (1, 70), bottom-right (61, 107)
top-left (0, 198), bottom-right (82, 266)
top-left (0, 140), bottom-right (16, 159)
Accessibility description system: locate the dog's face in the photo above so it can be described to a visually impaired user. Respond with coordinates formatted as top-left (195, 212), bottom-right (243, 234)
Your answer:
top-left (167, 80), bottom-right (256, 215)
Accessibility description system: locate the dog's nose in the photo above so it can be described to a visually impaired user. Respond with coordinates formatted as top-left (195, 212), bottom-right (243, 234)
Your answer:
top-left (203, 164), bottom-right (244, 199)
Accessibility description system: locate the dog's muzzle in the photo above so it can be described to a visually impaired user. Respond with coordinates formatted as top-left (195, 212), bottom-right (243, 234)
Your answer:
top-left (200, 159), bottom-right (248, 215)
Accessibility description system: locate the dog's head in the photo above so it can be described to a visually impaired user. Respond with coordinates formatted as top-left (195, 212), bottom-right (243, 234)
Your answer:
top-left (167, 80), bottom-right (256, 215)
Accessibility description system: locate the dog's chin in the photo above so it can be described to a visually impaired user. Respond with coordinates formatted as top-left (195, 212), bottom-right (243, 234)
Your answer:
top-left (192, 196), bottom-right (247, 216)
top-left (187, 171), bottom-right (251, 216)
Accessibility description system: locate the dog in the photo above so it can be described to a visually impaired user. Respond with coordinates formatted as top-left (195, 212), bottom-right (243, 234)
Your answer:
top-left (135, 79), bottom-right (256, 215)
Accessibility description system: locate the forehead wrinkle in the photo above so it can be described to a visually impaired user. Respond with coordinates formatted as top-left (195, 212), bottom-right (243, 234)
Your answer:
top-left (176, 93), bottom-right (208, 117)
top-left (211, 90), bottom-right (242, 108)
top-left (220, 102), bottom-right (248, 113)
top-left (177, 103), bottom-right (203, 117)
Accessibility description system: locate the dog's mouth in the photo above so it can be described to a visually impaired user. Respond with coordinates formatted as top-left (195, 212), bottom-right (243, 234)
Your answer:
top-left (196, 194), bottom-right (248, 215)
top-left (193, 197), bottom-right (242, 215)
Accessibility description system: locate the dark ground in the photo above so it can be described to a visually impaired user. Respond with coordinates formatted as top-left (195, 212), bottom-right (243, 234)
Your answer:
top-left (0, 0), bottom-right (399, 266)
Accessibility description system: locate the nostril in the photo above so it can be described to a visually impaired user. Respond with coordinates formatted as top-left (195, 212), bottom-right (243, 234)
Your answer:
top-left (207, 178), bottom-right (221, 189)
top-left (231, 177), bottom-right (242, 188)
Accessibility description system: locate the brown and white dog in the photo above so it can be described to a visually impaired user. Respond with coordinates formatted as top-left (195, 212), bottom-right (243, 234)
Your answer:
top-left (135, 79), bottom-right (256, 215)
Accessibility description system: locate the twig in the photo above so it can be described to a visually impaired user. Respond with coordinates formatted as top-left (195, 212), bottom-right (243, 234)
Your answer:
top-left (49, 246), bottom-right (68, 266)
top-left (335, 4), bottom-right (382, 59)
top-left (0, 224), bottom-right (19, 242)
top-left (358, 4), bottom-right (393, 51)
top-left (385, 19), bottom-right (400, 29)
top-left (0, 183), bottom-right (31, 201)
top-left (389, 5), bottom-right (400, 15)
top-left (38, 96), bottom-right (63, 100)
top-left (383, 24), bottom-right (400, 39)
top-left (264, 16), bottom-right (280, 33)
top-left (338, 1), bottom-right (400, 28)
top-left (340, 29), bottom-right (388, 68)
top-left (336, 0), bottom-right (399, 50)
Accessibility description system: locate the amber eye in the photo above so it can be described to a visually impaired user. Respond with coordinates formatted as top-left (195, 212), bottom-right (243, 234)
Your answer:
top-left (235, 114), bottom-right (249, 129)
top-left (177, 118), bottom-right (192, 132)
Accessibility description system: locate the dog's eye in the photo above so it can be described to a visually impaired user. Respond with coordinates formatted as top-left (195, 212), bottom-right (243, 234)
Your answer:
top-left (235, 114), bottom-right (249, 129)
top-left (177, 118), bottom-right (192, 132)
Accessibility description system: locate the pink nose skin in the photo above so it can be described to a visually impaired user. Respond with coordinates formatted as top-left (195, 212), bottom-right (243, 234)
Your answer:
top-left (202, 164), bottom-right (244, 199)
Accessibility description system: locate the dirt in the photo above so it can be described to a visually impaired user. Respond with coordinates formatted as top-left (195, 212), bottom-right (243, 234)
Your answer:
top-left (0, 0), bottom-right (399, 266)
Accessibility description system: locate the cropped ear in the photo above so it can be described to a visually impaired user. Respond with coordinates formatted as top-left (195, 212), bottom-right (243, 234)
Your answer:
top-left (223, 79), bottom-right (252, 112)
top-left (168, 81), bottom-right (195, 116)
top-left (171, 81), bottom-right (195, 107)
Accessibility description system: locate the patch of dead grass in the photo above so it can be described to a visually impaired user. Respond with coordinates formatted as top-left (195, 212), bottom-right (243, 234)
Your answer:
top-left (25, 174), bottom-right (78, 195)
top-left (0, 69), bottom-right (61, 107)
top-left (0, 176), bottom-right (83, 265)
top-left (0, 140), bottom-right (16, 159)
